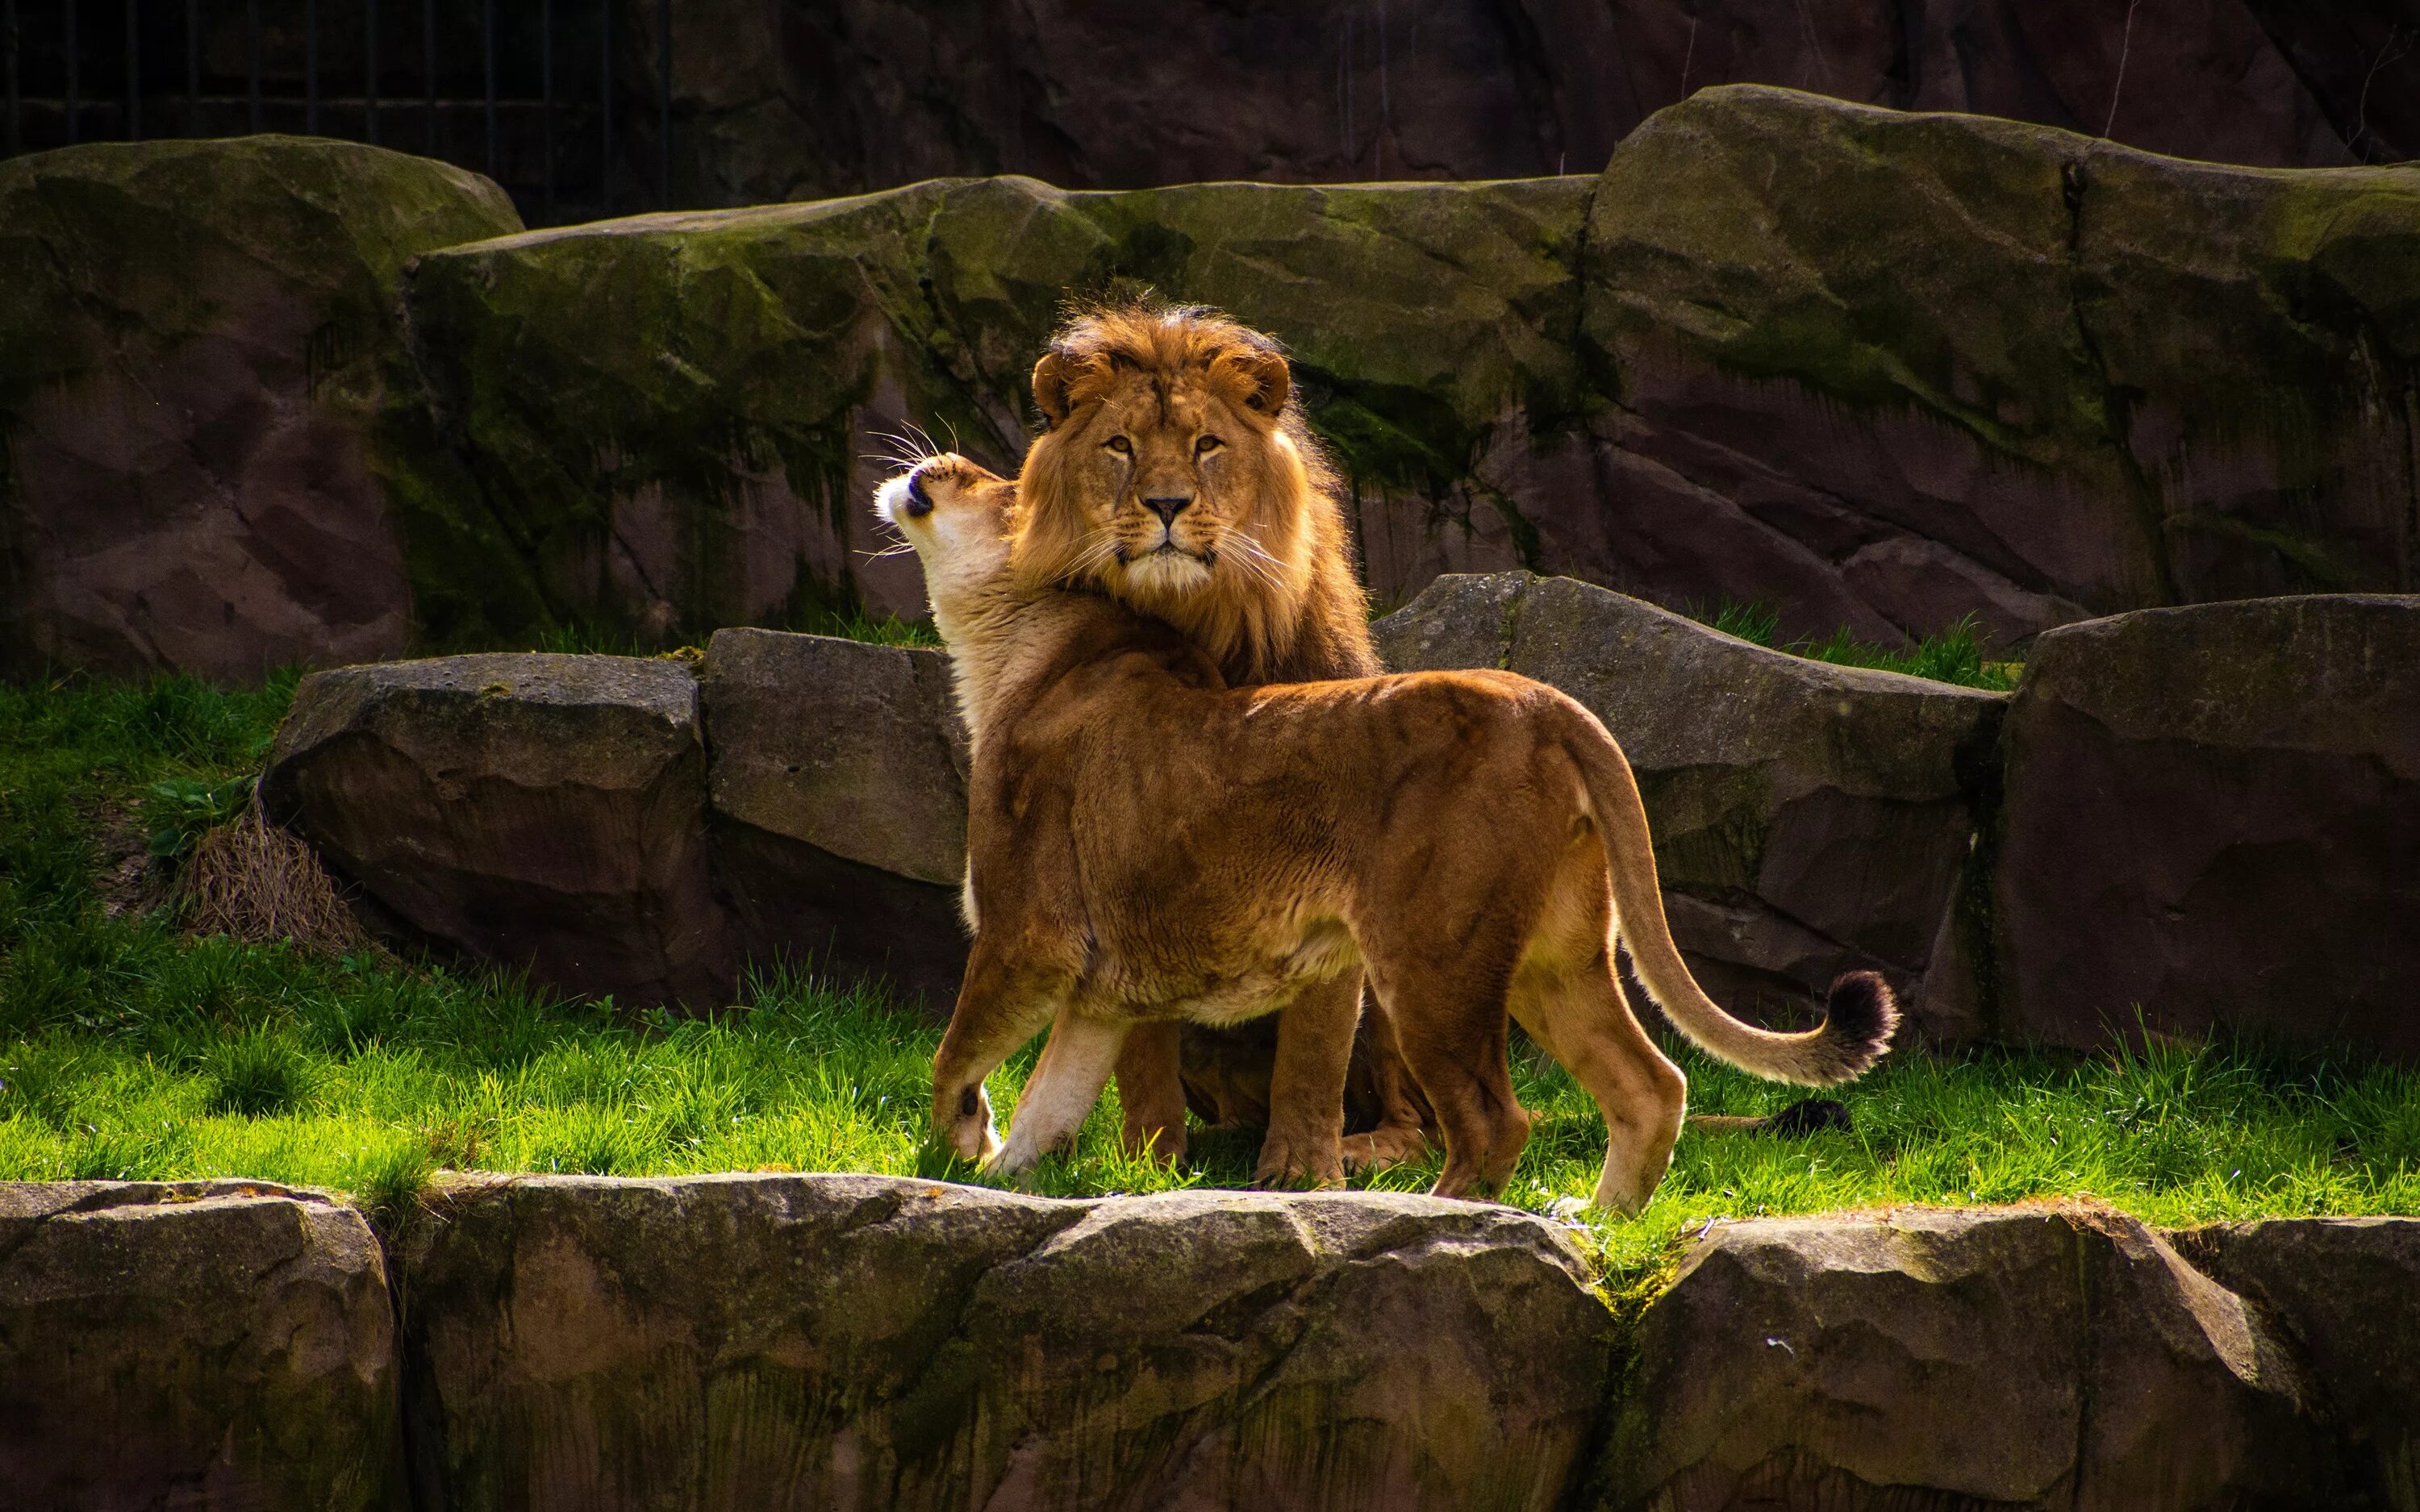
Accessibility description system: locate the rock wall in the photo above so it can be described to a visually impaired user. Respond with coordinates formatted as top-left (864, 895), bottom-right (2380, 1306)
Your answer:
top-left (261, 584), bottom-right (2419, 1068)
top-left (0, 1180), bottom-right (403, 1512)
top-left (8, 1173), bottom-right (2418, 1511)
top-left (622, 0), bottom-right (2420, 213)
top-left (8, 86), bottom-right (2418, 680)
top-left (400, 92), bottom-right (2420, 655)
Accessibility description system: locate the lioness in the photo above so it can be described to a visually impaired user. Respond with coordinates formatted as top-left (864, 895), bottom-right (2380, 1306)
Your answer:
top-left (878, 455), bottom-right (1897, 1213)
top-left (1012, 299), bottom-right (1429, 1185)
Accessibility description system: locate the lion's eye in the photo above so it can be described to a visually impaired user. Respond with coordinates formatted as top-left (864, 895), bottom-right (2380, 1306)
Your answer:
top-left (1105, 435), bottom-right (1131, 455)
top-left (1195, 435), bottom-right (1224, 456)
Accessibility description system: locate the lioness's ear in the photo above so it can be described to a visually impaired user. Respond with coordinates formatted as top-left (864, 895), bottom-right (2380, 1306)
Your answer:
top-left (1212, 348), bottom-right (1291, 423)
top-left (1033, 351), bottom-right (1081, 428)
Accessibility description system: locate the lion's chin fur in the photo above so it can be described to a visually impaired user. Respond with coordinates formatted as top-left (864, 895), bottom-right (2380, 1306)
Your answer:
top-left (1115, 549), bottom-right (1218, 598)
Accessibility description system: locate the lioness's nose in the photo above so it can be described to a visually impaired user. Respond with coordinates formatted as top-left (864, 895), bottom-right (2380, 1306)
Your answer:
top-left (1143, 495), bottom-right (1192, 525)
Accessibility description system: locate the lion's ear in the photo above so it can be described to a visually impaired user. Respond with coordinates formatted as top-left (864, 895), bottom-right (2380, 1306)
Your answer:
top-left (1033, 351), bottom-right (1085, 428)
top-left (1212, 348), bottom-right (1291, 423)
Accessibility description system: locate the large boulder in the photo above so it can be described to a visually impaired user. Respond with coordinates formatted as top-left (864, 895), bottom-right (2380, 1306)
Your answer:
top-left (1600, 1206), bottom-right (2331, 1510)
top-left (1575, 86), bottom-right (2420, 648)
top-left (0, 135), bottom-right (520, 682)
top-left (628, 0), bottom-right (2411, 210)
top-left (261, 652), bottom-right (733, 1009)
top-left (0, 1179), bottom-right (403, 1511)
top-left (2179, 1218), bottom-right (2420, 1508)
top-left (1377, 572), bottom-right (2005, 1043)
top-left (395, 1173), bottom-right (1615, 1512)
top-left (1993, 595), bottom-right (2420, 1059)
top-left (701, 627), bottom-right (970, 999)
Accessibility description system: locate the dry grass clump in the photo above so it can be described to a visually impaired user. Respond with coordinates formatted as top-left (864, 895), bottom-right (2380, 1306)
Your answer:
top-left (177, 803), bottom-right (363, 955)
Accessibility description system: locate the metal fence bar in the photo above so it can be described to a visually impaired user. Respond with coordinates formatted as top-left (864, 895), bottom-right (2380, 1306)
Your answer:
top-left (364, 0), bottom-right (377, 144)
top-left (245, 0), bottom-right (258, 134)
top-left (540, 0), bottom-right (553, 216)
top-left (124, 0), bottom-right (138, 139)
top-left (186, 0), bottom-right (198, 136)
top-left (599, 0), bottom-right (611, 212)
top-left (421, 0), bottom-right (433, 153)
top-left (61, 0), bottom-right (73, 144)
top-left (304, 0), bottom-right (317, 133)
top-left (3, 0), bottom-right (17, 155)
top-left (482, 0), bottom-right (494, 173)
top-left (656, 0), bottom-right (667, 206)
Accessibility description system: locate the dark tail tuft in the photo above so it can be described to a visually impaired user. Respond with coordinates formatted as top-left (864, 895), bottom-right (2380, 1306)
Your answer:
top-left (1814, 969), bottom-right (1900, 1084)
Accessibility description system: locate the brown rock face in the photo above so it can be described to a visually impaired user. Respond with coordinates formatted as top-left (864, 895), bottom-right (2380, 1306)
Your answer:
top-left (700, 627), bottom-right (971, 1002)
top-left (261, 652), bottom-right (733, 1009)
top-left (0, 1180), bottom-right (403, 1512)
top-left (1993, 595), bottom-right (2420, 1059)
top-left (622, 0), bottom-right (2415, 212)
top-left (1377, 572), bottom-right (2004, 1043)
top-left (396, 1173), bottom-right (1615, 1512)
top-left (1576, 86), bottom-right (2420, 650)
top-left (1604, 1206), bottom-right (2330, 1511)
top-left (0, 136), bottom-right (521, 683)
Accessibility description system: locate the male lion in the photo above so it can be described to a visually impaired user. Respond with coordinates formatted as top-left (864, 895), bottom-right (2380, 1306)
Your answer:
top-left (876, 454), bottom-right (1898, 1214)
top-left (1011, 299), bottom-right (1427, 1185)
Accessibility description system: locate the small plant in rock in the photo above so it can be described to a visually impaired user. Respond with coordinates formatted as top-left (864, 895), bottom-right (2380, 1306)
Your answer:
top-left (144, 774), bottom-right (257, 860)
top-left (205, 1029), bottom-right (310, 1118)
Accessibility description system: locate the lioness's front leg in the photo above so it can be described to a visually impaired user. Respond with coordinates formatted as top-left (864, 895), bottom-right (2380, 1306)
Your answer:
top-left (1255, 971), bottom-right (1359, 1188)
top-left (931, 941), bottom-right (1071, 1164)
top-left (991, 1006), bottom-right (1131, 1176)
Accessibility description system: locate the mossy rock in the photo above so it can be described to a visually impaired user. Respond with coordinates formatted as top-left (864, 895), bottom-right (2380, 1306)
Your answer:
top-left (404, 184), bottom-right (991, 648)
top-left (0, 135), bottom-right (519, 681)
top-left (406, 173), bottom-right (1592, 639)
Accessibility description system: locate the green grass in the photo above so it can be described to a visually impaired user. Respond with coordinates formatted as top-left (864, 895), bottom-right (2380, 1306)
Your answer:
top-left (1695, 600), bottom-right (2021, 692)
top-left (6, 674), bottom-right (2416, 1282)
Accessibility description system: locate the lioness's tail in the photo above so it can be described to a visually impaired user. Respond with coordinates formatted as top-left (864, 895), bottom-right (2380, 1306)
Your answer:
top-left (1567, 715), bottom-right (1897, 1086)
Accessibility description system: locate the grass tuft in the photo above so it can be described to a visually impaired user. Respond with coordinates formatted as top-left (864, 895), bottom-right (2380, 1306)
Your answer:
top-left (1691, 600), bottom-right (2018, 692)
top-left (205, 1029), bottom-right (312, 1118)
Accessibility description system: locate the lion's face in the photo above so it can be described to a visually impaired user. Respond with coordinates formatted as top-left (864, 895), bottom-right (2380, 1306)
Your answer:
top-left (1033, 363), bottom-right (1282, 600)
top-left (1015, 310), bottom-right (1326, 656)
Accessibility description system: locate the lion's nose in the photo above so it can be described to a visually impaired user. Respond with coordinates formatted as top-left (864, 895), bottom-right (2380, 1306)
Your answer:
top-left (905, 471), bottom-right (936, 518)
top-left (1143, 495), bottom-right (1192, 526)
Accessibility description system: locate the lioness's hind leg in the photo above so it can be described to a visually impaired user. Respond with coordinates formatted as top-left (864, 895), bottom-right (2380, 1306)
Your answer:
top-left (1377, 978), bottom-right (1529, 1202)
top-left (1520, 952), bottom-right (1686, 1216)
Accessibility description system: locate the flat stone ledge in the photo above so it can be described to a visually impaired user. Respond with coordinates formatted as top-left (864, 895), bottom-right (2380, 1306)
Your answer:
top-left (395, 1172), bottom-right (1615, 1512)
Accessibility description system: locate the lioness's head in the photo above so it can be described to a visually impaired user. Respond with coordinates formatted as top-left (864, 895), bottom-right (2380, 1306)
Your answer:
top-left (873, 452), bottom-right (1017, 635)
top-left (1013, 300), bottom-right (1360, 681)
